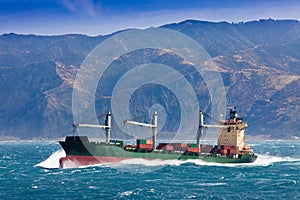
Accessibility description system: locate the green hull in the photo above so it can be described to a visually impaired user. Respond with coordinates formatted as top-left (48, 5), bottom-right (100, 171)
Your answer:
top-left (59, 136), bottom-right (257, 165)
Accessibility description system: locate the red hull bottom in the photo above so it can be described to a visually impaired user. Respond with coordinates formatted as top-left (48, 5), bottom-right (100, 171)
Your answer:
top-left (59, 156), bottom-right (128, 168)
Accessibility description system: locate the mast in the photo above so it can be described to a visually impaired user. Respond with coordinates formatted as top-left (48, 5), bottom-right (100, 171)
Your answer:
top-left (196, 111), bottom-right (204, 149)
top-left (105, 112), bottom-right (111, 143)
top-left (152, 111), bottom-right (158, 150)
top-left (123, 111), bottom-right (158, 149)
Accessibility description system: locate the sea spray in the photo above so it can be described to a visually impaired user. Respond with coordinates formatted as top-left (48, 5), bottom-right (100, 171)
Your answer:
top-left (35, 149), bottom-right (65, 169)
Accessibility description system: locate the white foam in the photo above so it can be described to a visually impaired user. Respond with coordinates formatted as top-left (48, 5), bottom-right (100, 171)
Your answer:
top-left (119, 188), bottom-right (142, 197)
top-left (34, 149), bottom-right (66, 169)
top-left (197, 182), bottom-right (227, 186)
top-left (182, 154), bottom-right (300, 167)
top-left (119, 158), bottom-right (183, 166)
top-left (253, 154), bottom-right (300, 166)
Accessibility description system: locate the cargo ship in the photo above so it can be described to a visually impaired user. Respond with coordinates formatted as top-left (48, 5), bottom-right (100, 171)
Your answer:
top-left (59, 108), bottom-right (257, 168)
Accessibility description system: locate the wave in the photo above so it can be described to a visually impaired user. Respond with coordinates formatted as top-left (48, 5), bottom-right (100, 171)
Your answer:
top-left (34, 149), bottom-right (66, 169)
top-left (197, 182), bottom-right (227, 186)
top-left (252, 154), bottom-right (300, 166)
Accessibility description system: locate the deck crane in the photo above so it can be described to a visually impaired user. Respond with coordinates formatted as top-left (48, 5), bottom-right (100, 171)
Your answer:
top-left (73, 112), bottom-right (111, 143)
top-left (123, 111), bottom-right (157, 149)
top-left (197, 111), bottom-right (236, 149)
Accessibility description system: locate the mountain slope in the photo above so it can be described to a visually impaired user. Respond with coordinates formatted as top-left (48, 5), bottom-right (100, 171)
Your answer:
top-left (1, 19), bottom-right (300, 139)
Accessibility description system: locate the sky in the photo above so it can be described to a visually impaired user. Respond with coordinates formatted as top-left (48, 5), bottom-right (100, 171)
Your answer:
top-left (1, 0), bottom-right (300, 36)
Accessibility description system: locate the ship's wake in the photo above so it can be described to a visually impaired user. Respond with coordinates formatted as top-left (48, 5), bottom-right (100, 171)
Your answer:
top-left (250, 154), bottom-right (300, 166)
top-left (35, 150), bottom-right (300, 170)
top-left (184, 154), bottom-right (300, 167)
top-left (111, 154), bottom-right (300, 168)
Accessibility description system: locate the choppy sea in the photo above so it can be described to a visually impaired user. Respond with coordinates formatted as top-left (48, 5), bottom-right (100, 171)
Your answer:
top-left (0, 140), bottom-right (299, 199)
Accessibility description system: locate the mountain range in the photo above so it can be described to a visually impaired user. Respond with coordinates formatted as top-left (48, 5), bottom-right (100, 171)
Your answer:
top-left (1, 19), bottom-right (300, 140)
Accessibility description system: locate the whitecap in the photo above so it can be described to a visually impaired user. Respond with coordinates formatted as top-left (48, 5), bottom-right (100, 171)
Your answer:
top-left (197, 182), bottom-right (227, 186)
top-left (120, 190), bottom-right (133, 197)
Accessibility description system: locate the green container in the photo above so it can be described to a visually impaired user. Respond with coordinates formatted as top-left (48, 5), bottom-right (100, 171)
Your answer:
top-left (189, 143), bottom-right (197, 148)
top-left (137, 139), bottom-right (147, 144)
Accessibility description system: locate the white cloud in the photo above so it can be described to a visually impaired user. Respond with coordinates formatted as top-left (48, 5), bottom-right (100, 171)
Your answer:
top-left (61, 0), bottom-right (100, 17)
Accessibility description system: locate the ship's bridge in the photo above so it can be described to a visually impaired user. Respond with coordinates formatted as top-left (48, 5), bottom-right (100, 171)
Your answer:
top-left (217, 107), bottom-right (249, 152)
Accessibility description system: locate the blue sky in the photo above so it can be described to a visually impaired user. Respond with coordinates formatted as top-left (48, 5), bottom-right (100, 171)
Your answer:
top-left (1, 0), bottom-right (300, 36)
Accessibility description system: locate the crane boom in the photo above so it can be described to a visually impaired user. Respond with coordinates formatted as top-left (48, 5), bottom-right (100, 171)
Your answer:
top-left (123, 120), bottom-right (157, 128)
top-left (203, 124), bottom-right (234, 128)
top-left (73, 112), bottom-right (111, 143)
top-left (123, 112), bottom-right (158, 149)
top-left (74, 123), bottom-right (109, 129)
top-left (197, 111), bottom-right (235, 148)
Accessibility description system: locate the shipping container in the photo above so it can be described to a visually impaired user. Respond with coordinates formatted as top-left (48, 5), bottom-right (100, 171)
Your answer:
top-left (137, 144), bottom-right (152, 149)
top-left (146, 140), bottom-right (153, 145)
top-left (137, 139), bottom-right (146, 144)
top-left (157, 143), bottom-right (188, 150)
top-left (181, 143), bottom-right (188, 147)
top-left (220, 149), bottom-right (227, 154)
top-left (157, 143), bottom-right (167, 149)
top-left (189, 144), bottom-right (197, 148)
top-left (165, 146), bottom-right (174, 151)
top-left (230, 149), bottom-right (237, 154)
top-left (187, 147), bottom-right (200, 153)
top-left (110, 140), bottom-right (124, 146)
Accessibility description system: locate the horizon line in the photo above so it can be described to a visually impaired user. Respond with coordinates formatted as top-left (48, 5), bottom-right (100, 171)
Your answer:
top-left (1, 17), bottom-right (299, 37)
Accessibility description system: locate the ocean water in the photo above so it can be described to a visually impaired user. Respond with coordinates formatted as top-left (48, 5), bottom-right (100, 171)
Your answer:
top-left (0, 140), bottom-right (299, 199)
